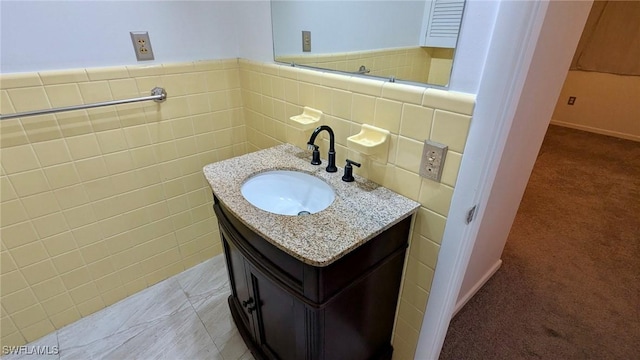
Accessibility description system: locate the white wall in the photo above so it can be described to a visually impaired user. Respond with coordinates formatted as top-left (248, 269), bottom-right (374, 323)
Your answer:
top-left (235, 0), bottom-right (275, 63)
top-left (0, 1), bottom-right (241, 73)
top-left (271, 1), bottom-right (425, 55)
top-left (552, 71), bottom-right (640, 141)
top-left (448, 0), bottom-right (498, 94)
top-left (0, 0), bottom-right (490, 93)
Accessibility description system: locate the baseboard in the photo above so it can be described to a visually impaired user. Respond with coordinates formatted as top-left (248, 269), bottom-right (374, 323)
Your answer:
top-left (550, 120), bottom-right (640, 142)
top-left (452, 259), bottom-right (502, 316)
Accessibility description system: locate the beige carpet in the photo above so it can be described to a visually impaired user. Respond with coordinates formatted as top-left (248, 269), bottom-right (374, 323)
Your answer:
top-left (439, 125), bottom-right (640, 359)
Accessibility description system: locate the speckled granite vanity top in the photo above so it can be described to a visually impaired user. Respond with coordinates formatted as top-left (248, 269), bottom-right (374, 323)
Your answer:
top-left (203, 144), bottom-right (420, 267)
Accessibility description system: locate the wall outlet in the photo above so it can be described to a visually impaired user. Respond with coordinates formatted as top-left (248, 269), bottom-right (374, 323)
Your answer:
top-left (568, 96), bottom-right (576, 105)
top-left (130, 31), bottom-right (154, 61)
top-left (302, 31), bottom-right (311, 52)
top-left (419, 140), bottom-right (448, 182)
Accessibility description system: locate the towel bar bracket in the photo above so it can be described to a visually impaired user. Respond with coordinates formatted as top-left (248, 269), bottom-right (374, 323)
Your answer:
top-left (150, 87), bottom-right (167, 102)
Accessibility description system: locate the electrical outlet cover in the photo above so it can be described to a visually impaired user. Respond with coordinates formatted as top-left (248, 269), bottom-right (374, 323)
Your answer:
top-left (130, 31), bottom-right (154, 61)
top-left (419, 140), bottom-right (448, 182)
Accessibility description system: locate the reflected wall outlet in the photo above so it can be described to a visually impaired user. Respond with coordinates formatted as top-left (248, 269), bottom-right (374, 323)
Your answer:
top-left (130, 31), bottom-right (154, 61)
top-left (302, 31), bottom-right (311, 52)
top-left (420, 140), bottom-right (448, 182)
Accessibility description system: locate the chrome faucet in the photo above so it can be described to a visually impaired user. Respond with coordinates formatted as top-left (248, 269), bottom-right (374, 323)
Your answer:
top-left (307, 125), bottom-right (337, 173)
top-left (357, 65), bottom-right (370, 74)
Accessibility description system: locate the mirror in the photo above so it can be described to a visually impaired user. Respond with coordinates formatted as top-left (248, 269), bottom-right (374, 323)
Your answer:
top-left (271, 0), bottom-right (465, 87)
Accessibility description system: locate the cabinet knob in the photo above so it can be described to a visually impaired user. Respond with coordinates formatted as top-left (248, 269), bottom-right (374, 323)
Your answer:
top-left (242, 298), bottom-right (254, 307)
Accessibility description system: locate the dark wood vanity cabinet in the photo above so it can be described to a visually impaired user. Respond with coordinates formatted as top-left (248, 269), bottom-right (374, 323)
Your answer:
top-left (214, 196), bottom-right (412, 360)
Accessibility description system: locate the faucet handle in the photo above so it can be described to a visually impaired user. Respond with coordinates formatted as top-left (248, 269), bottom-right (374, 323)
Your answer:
top-left (346, 159), bottom-right (361, 168)
top-left (342, 159), bottom-right (361, 182)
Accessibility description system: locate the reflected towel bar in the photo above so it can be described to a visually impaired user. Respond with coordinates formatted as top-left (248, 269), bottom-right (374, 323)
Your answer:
top-left (0, 87), bottom-right (167, 120)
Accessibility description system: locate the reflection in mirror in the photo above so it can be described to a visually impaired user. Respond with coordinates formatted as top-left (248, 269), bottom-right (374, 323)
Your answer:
top-left (271, 0), bottom-right (465, 87)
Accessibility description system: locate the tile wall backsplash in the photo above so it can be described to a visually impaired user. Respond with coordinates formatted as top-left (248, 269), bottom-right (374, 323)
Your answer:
top-left (0, 58), bottom-right (474, 360)
top-left (0, 59), bottom-right (245, 347)
top-left (237, 59), bottom-right (474, 360)
top-left (276, 46), bottom-right (454, 86)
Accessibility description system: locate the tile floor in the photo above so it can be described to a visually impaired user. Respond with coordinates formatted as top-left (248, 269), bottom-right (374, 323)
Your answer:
top-left (3, 255), bottom-right (254, 360)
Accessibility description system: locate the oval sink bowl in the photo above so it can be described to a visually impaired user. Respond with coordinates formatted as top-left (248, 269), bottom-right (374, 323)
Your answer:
top-left (241, 170), bottom-right (335, 216)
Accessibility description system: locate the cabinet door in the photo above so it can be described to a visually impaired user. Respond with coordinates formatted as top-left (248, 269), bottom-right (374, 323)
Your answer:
top-left (248, 263), bottom-right (305, 360)
top-left (222, 234), bottom-right (254, 333)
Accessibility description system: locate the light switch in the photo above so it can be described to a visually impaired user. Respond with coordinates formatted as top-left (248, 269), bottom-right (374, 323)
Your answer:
top-left (302, 31), bottom-right (311, 52)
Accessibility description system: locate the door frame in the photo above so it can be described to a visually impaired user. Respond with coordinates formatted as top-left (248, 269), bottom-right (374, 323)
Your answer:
top-left (415, 1), bottom-right (594, 358)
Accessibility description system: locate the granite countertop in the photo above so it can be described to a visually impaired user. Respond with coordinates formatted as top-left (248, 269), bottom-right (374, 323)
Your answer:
top-left (202, 144), bottom-right (420, 267)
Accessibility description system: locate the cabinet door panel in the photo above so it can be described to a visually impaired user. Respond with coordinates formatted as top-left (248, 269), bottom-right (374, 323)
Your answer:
top-left (323, 252), bottom-right (404, 359)
top-left (222, 234), bottom-right (253, 330)
top-left (250, 265), bottom-right (300, 360)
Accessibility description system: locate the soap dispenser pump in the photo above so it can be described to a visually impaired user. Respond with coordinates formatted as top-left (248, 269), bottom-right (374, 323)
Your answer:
top-left (342, 159), bottom-right (361, 182)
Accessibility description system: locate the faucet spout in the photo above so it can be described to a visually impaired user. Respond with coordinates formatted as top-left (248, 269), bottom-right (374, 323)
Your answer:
top-left (307, 125), bottom-right (337, 173)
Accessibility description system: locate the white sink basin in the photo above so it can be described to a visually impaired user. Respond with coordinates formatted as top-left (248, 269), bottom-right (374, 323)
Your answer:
top-left (241, 170), bottom-right (335, 216)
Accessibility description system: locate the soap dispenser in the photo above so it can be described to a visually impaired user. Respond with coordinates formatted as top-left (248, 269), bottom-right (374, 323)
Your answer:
top-left (342, 159), bottom-right (361, 182)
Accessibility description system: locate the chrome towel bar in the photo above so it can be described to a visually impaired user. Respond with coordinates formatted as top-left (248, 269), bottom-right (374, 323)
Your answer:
top-left (0, 87), bottom-right (167, 120)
